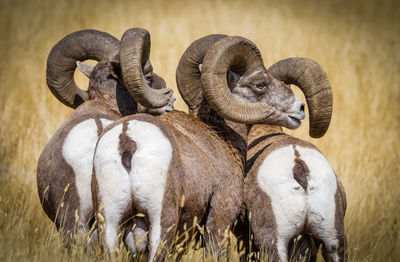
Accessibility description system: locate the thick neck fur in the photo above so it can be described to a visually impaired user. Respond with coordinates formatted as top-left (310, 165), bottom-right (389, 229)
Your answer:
top-left (88, 82), bottom-right (138, 117)
top-left (247, 124), bottom-right (284, 146)
top-left (196, 99), bottom-right (248, 165)
top-left (86, 61), bottom-right (138, 117)
top-left (74, 99), bottom-right (122, 118)
top-left (245, 124), bottom-right (287, 174)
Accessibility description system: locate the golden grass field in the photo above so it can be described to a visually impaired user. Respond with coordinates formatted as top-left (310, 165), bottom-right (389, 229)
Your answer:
top-left (0, 0), bottom-right (399, 261)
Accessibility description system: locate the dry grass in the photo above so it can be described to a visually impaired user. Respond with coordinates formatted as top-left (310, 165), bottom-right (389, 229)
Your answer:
top-left (0, 0), bottom-right (399, 261)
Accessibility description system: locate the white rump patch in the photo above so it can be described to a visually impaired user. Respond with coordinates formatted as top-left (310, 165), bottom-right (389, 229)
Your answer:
top-left (125, 120), bottom-right (173, 260)
top-left (296, 146), bottom-right (338, 250)
top-left (257, 145), bottom-right (338, 261)
top-left (100, 118), bottom-right (114, 129)
top-left (94, 119), bottom-right (172, 259)
top-left (62, 119), bottom-right (99, 229)
top-left (94, 123), bottom-right (130, 251)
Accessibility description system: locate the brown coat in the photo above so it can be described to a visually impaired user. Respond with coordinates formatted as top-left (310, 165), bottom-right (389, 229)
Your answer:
top-left (92, 110), bottom-right (245, 260)
top-left (37, 101), bottom-right (120, 232)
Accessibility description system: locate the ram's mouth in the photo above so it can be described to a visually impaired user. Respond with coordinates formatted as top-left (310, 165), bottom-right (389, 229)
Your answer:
top-left (287, 113), bottom-right (305, 128)
top-left (288, 115), bottom-right (301, 126)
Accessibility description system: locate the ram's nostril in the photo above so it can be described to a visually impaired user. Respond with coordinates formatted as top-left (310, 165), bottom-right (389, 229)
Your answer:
top-left (300, 103), bottom-right (305, 113)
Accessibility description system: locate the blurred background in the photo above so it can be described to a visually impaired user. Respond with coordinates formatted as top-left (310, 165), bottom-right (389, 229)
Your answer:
top-left (0, 0), bottom-right (399, 261)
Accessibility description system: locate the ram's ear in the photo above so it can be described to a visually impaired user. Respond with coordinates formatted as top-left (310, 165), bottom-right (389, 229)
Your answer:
top-left (109, 60), bottom-right (121, 79)
top-left (76, 61), bottom-right (94, 78)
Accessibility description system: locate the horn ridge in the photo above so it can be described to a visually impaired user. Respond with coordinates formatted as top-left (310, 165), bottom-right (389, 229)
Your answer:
top-left (268, 57), bottom-right (333, 138)
top-left (120, 28), bottom-right (172, 109)
top-left (201, 36), bottom-right (283, 125)
top-left (176, 34), bottom-right (228, 114)
top-left (46, 29), bottom-right (120, 108)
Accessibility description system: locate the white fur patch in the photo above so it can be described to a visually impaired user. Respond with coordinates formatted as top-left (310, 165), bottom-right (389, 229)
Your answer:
top-left (94, 123), bottom-right (131, 251)
top-left (100, 118), bottom-right (114, 129)
top-left (296, 146), bottom-right (338, 251)
top-left (94, 119), bottom-right (173, 259)
top-left (62, 119), bottom-right (99, 229)
top-left (257, 145), bottom-right (337, 261)
top-left (125, 120), bottom-right (173, 260)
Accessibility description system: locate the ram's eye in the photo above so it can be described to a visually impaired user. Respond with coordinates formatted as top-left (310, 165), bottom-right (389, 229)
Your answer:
top-left (256, 83), bottom-right (264, 89)
top-left (145, 76), bottom-right (153, 82)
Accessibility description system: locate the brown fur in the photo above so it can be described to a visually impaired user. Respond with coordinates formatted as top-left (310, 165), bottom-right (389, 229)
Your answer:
top-left (95, 117), bottom-right (103, 137)
top-left (196, 99), bottom-right (247, 165)
top-left (243, 173), bottom-right (279, 259)
top-left (244, 127), bottom-right (318, 257)
top-left (91, 168), bottom-right (100, 222)
top-left (333, 179), bottom-right (347, 261)
top-left (88, 62), bottom-right (137, 117)
top-left (37, 102), bottom-right (118, 232)
top-left (245, 125), bottom-right (317, 178)
top-left (93, 111), bottom-right (245, 259)
top-left (150, 111), bottom-right (243, 247)
top-left (293, 148), bottom-right (309, 191)
top-left (37, 58), bottom-right (172, 239)
top-left (119, 121), bottom-right (137, 173)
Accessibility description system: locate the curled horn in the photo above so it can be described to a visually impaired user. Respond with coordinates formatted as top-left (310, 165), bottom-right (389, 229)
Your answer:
top-left (201, 36), bottom-right (285, 124)
top-left (46, 29), bottom-right (120, 108)
top-left (120, 28), bottom-right (173, 108)
top-left (268, 57), bottom-right (333, 138)
top-left (176, 34), bottom-right (227, 114)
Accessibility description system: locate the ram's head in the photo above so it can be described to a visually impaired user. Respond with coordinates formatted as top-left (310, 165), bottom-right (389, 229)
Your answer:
top-left (177, 35), bottom-right (332, 138)
top-left (46, 28), bottom-right (174, 116)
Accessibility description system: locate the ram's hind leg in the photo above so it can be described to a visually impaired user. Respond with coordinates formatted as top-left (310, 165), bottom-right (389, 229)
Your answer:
top-left (245, 186), bottom-right (280, 261)
top-left (96, 174), bottom-right (132, 256)
top-left (248, 185), bottom-right (306, 261)
top-left (124, 119), bottom-right (174, 261)
top-left (288, 234), bottom-right (316, 262)
top-left (307, 208), bottom-right (347, 262)
top-left (307, 186), bottom-right (347, 260)
top-left (93, 123), bottom-right (133, 256)
top-left (308, 225), bottom-right (346, 262)
top-left (307, 193), bottom-right (347, 261)
top-left (205, 182), bottom-right (243, 259)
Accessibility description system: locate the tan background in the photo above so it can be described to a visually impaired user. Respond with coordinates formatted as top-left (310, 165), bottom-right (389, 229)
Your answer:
top-left (0, 0), bottom-right (399, 260)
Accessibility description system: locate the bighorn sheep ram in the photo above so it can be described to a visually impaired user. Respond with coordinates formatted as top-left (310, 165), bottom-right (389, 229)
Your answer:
top-left (179, 36), bottom-right (345, 261)
top-left (91, 35), bottom-right (329, 261)
top-left (37, 28), bottom-right (174, 241)
top-left (242, 58), bottom-right (347, 262)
